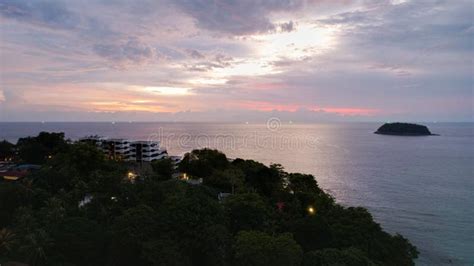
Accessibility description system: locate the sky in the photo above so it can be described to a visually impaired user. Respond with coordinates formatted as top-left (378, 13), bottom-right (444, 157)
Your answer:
top-left (0, 0), bottom-right (472, 122)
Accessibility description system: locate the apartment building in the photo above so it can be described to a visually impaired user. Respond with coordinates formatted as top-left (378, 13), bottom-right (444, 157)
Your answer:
top-left (130, 141), bottom-right (168, 162)
top-left (79, 136), bottom-right (168, 162)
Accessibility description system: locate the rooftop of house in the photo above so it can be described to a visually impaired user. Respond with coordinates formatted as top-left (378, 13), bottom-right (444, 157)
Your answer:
top-left (131, 140), bottom-right (160, 144)
top-left (2, 171), bottom-right (28, 181)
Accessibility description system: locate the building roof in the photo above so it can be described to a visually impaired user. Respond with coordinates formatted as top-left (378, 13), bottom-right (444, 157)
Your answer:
top-left (131, 140), bottom-right (160, 144)
top-left (79, 136), bottom-right (107, 141)
top-left (1, 170), bottom-right (28, 181)
top-left (15, 164), bottom-right (41, 170)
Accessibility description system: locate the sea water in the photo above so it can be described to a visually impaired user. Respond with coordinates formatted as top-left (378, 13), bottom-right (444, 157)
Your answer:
top-left (1, 122), bottom-right (472, 265)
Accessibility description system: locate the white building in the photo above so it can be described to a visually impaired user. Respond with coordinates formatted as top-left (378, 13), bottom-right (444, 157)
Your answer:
top-left (79, 136), bottom-right (168, 162)
top-left (130, 140), bottom-right (168, 162)
top-left (168, 155), bottom-right (183, 169)
top-left (79, 135), bottom-right (105, 147)
top-left (105, 138), bottom-right (134, 161)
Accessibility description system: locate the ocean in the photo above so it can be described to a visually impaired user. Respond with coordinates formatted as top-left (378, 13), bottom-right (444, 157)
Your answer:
top-left (0, 122), bottom-right (472, 265)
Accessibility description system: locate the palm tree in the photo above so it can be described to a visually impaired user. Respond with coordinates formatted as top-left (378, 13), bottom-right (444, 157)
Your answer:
top-left (19, 229), bottom-right (52, 266)
top-left (0, 228), bottom-right (16, 254)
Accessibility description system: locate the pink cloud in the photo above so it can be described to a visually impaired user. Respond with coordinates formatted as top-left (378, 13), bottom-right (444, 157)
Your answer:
top-left (237, 100), bottom-right (378, 116)
top-left (313, 107), bottom-right (379, 116)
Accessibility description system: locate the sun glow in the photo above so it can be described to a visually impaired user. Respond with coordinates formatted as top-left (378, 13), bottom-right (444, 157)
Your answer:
top-left (144, 86), bottom-right (190, 96)
top-left (256, 22), bottom-right (337, 60)
top-left (211, 22), bottom-right (337, 79)
top-left (214, 60), bottom-right (280, 77)
top-left (188, 78), bottom-right (228, 85)
top-left (88, 101), bottom-right (169, 112)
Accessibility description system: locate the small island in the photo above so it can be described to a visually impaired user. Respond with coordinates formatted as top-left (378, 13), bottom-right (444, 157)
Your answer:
top-left (375, 122), bottom-right (435, 136)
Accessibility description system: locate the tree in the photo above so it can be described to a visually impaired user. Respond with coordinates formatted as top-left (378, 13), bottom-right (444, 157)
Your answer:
top-left (231, 159), bottom-right (284, 197)
top-left (108, 205), bottom-right (157, 266)
top-left (18, 229), bottom-right (53, 266)
top-left (302, 248), bottom-right (374, 266)
top-left (54, 143), bottom-right (108, 175)
top-left (29, 143), bottom-right (126, 197)
top-left (205, 167), bottom-right (244, 193)
top-left (17, 132), bottom-right (67, 164)
top-left (51, 217), bottom-right (105, 265)
top-left (233, 231), bottom-right (303, 266)
top-left (0, 140), bottom-right (15, 161)
top-left (0, 144), bottom-right (418, 266)
top-left (324, 206), bottom-right (418, 265)
top-left (178, 149), bottom-right (229, 178)
top-left (288, 173), bottom-right (321, 194)
top-left (151, 158), bottom-right (174, 180)
top-left (10, 207), bottom-right (52, 266)
top-left (0, 183), bottom-right (31, 227)
top-left (37, 198), bottom-right (66, 231)
top-left (223, 193), bottom-right (270, 233)
top-left (0, 228), bottom-right (15, 256)
top-left (291, 216), bottom-right (333, 251)
top-left (156, 186), bottom-right (230, 265)
top-left (142, 237), bottom-right (190, 266)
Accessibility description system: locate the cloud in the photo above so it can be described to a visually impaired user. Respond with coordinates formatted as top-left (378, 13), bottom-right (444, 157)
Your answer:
top-left (186, 49), bottom-right (205, 59)
top-left (278, 21), bottom-right (296, 33)
top-left (0, 89), bottom-right (24, 104)
top-left (0, 0), bottom-right (81, 30)
top-left (93, 38), bottom-right (162, 68)
top-left (183, 52), bottom-right (235, 72)
top-left (0, 0), bottom-right (472, 122)
top-left (317, 0), bottom-right (473, 53)
top-left (316, 10), bottom-right (372, 26)
top-left (0, 106), bottom-right (380, 123)
top-left (172, 0), bottom-right (304, 35)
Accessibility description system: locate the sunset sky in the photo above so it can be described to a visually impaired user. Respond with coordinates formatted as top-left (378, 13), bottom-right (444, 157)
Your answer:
top-left (0, 0), bottom-right (472, 122)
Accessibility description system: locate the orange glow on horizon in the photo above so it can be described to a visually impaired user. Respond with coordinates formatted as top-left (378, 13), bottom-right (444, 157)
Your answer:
top-left (17, 84), bottom-right (378, 117)
top-left (238, 101), bottom-right (378, 116)
top-left (315, 107), bottom-right (378, 116)
top-left (238, 101), bottom-right (300, 112)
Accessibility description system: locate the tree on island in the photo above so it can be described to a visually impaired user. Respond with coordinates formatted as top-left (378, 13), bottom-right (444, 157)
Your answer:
top-left (374, 122), bottom-right (434, 136)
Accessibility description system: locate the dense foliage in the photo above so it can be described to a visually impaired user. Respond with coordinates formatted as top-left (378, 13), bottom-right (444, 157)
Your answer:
top-left (0, 140), bottom-right (15, 161)
top-left (17, 132), bottom-right (69, 164)
top-left (0, 132), bottom-right (418, 265)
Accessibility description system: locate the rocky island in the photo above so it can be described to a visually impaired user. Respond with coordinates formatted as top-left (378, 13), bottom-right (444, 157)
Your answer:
top-left (375, 122), bottom-right (435, 136)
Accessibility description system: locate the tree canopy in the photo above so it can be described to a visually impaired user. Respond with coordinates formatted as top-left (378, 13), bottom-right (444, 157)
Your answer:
top-left (0, 135), bottom-right (418, 265)
top-left (15, 132), bottom-right (68, 164)
top-left (0, 140), bottom-right (15, 161)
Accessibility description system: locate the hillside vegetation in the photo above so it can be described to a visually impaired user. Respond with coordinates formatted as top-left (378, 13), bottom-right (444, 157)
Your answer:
top-left (0, 132), bottom-right (418, 266)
